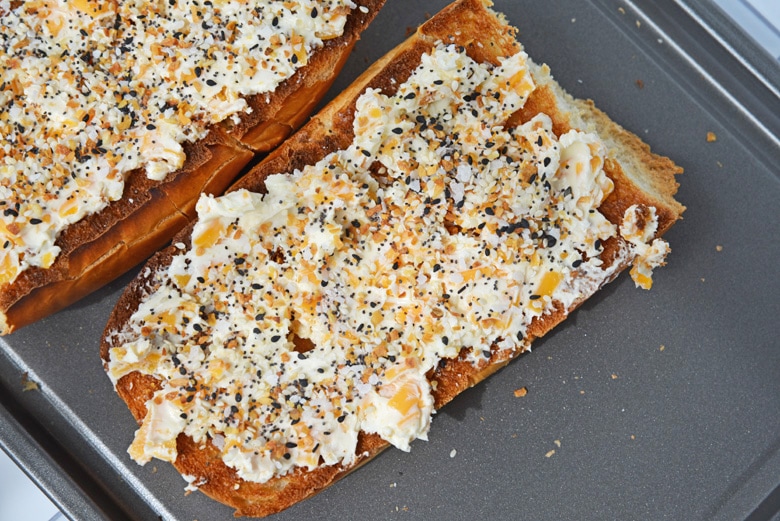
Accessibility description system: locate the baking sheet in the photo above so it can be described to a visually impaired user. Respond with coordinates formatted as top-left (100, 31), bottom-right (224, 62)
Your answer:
top-left (1, 0), bottom-right (779, 520)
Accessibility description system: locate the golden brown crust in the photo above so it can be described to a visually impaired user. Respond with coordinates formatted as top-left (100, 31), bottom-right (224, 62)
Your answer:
top-left (0, 0), bottom-right (386, 335)
top-left (102, 0), bottom-right (684, 516)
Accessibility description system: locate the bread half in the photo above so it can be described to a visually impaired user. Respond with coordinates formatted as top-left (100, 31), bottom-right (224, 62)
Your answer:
top-left (0, 0), bottom-right (385, 334)
top-left (102, 0), bottom-right (684, 516)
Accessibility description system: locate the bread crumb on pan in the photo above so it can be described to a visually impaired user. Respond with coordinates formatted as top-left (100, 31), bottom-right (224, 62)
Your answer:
top-left (21, 372), bottom-right (39, 392)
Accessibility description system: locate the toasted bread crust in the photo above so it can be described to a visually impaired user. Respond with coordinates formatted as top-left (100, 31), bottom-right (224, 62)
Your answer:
top-left (0, 0), bottom-right (385, 335)
top-left (102, 0), bottom-right (684, 516)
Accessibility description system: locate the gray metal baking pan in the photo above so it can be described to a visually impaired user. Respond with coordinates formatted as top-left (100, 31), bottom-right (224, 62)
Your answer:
top-left (1, 0), bottom-right (779, 520)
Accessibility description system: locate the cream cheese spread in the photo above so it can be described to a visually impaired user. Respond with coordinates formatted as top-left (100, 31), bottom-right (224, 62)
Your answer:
top-left (107, 44), bottom-right (668, 484)
top-left (0, 0), bottom-right (358, 286)
top-left (620, 204), bottom-right (669, 289)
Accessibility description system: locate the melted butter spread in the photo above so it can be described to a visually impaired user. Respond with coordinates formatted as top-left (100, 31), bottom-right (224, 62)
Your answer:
top-left (0, 0), bottom-right (358, 286)
top-left (108, 44), bottom-right (668, 484)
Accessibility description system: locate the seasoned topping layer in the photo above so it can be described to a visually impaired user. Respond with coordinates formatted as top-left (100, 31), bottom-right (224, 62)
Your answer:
top-left (107, 44), bottom-right (668, 484)
top-left (0, 0), bottom-right (357, 286)
top-left (621, 204), bottom-right (669, 289)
